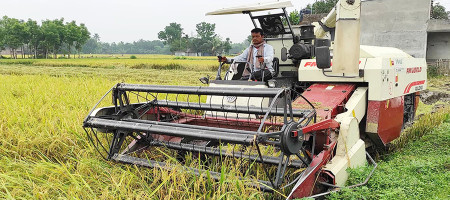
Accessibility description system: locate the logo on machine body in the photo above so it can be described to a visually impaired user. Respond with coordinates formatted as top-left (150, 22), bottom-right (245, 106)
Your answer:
top-left (406, 67), bottom-right (422, 74)
top-left (390, 59), bottom-right (403, 67)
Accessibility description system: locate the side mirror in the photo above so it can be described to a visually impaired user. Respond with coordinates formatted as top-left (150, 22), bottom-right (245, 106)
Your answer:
top-left (199, 76), bottom-right (210, 84)
top-left (281, 47), bottom-right (288, 62)
top-left (315, 46), bottom-right (331, 69)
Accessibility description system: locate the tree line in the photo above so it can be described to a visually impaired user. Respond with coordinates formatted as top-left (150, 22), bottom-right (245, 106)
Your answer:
top-left (80, 33), bottom-right (249, 55)
top-left (158, 22), bottom-right (232, 55)
top-left (81, 35), bottom-right (171, 55)
top-left (0, 16), bottom-right (90, 59)
top-left (82, 22), bottom-right (239, 56)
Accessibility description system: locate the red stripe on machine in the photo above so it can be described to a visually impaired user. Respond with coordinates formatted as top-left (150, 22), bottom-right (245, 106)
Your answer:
top-left (404, 80), bottom-right (425, 94)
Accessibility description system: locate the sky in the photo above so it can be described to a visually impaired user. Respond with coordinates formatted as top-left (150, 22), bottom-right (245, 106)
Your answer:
top-left (1, 0), bottom-right (449, 44)
top-left (0, 0), bottom-right (314, 43)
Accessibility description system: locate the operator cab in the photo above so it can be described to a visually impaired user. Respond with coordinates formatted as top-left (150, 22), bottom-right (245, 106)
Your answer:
top-left (203, 1), bottom-right (317, 89)
top-left (227, 58), bottom-right (279, 80)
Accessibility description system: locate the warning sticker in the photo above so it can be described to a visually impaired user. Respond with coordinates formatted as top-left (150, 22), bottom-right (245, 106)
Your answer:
top-left (325, 86), bottom-right (335, 90)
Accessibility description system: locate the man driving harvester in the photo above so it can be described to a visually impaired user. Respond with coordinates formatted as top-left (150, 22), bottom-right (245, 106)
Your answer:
top-left (220, 28), bottom-right (274, 81)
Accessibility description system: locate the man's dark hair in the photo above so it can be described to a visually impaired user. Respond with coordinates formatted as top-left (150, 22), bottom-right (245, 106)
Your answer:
top-left (251, 28), bottom-right (265, 36)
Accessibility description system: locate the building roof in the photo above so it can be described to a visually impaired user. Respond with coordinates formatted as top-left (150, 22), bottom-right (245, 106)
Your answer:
top-left (427, 19), bottom-right (450, 32)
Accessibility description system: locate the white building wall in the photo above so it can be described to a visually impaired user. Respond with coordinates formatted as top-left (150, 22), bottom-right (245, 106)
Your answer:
top-left (360, 0), bottom-right (432, 58)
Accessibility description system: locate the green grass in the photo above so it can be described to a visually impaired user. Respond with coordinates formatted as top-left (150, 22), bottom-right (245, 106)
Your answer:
top-left (328, 109), bottom-right (450, 200)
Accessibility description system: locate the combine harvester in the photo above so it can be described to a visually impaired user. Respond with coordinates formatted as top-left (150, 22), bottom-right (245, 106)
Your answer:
top-left (83, 0), bottom-right (427, 198)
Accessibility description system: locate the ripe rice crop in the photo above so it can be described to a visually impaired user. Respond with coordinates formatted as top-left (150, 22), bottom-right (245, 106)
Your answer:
top-left (0, 55), bottom-right (219, 71)
top-left (0, 64), bottom-right (281, 199)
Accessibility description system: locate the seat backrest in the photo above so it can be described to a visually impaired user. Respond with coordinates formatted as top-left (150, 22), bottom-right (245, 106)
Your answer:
top-left (230, 62), bottom-right (246, 80)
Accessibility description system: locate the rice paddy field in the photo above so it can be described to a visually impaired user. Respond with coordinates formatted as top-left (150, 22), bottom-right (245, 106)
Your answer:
top-left (0, 55), bottom-right (449, 199)
top-left (0, 54), bottom-right (219, 71)
top-left (0, 56), bottom-right (282, 199)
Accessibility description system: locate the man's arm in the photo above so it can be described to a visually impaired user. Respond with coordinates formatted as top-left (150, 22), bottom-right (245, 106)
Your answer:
top-left (230, 47), bottom-right (249, 63)
top-left (263, 45), bottom-right (274, 64)
top-left (219, 47), bottom-right (249, 63)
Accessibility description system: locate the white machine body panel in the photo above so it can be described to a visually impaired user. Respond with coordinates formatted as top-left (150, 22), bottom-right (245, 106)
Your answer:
top-left (364, 57), bottom-right (427, 101)
top-left (206, 82), bottom-right (270, 118)
top-left (297, 46), bottom-right (427, 101)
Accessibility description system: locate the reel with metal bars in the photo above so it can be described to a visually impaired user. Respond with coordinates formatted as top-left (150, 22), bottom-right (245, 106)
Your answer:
top-left (83, 83), bottom-right (316, 191)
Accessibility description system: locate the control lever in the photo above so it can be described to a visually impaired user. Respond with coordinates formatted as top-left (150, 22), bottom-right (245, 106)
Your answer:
top-left (256, 55), bottom-right (265, 82)
top-left (216, 56), bottom-right (226, 80)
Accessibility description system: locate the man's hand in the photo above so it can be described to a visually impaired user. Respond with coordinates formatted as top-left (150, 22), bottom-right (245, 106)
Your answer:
top-left (257, 57), bottom-right (264, 63)
top-left (218, 56), bottom-right (227, 62)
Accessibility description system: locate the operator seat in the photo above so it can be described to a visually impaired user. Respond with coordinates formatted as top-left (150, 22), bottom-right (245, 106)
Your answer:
top-left (231, 63), bottom-right (245, 80)
top-left (231, 57), bottom-right (279, 80)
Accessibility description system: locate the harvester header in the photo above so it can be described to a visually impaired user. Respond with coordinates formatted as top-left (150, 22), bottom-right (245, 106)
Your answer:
top-left (83, 0), bottom-right (427, 198)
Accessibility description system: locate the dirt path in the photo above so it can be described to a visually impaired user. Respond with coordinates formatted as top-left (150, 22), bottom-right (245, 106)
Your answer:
top-left (419, 77), bottom-right (450, 114)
